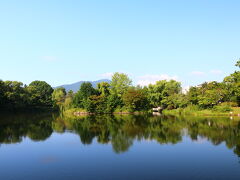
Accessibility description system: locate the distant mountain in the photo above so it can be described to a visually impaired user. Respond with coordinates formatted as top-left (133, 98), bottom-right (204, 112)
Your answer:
top-left (55, 79), bottom-right (111, 92)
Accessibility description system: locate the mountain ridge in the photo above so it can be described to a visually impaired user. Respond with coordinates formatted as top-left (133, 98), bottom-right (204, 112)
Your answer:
top-left (55, 79), bottom-right (111, 92)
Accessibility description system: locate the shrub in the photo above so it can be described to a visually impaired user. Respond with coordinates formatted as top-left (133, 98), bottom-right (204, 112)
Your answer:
top-left (219, 102), bottom-right (238, 107)
top-left (185, 104), bottom-right (201, 111)
top-left (212, 105), bottom-right (232, 112)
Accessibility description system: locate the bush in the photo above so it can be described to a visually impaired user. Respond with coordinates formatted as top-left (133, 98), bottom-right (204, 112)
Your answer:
top-left (185, 104), bottom-right (201, 111)
top-left (219, 102), bottom-right (238, 107)
top-left (113, 106), bottom-right (130, 113)
top-left (212, 105), bottom-right (232, 112)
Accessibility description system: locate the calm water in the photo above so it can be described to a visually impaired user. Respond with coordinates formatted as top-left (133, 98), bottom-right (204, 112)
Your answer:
top-left (1, 113), bottom-right (240, 180)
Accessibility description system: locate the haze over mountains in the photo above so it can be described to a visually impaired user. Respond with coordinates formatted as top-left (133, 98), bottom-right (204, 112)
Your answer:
top-left (55, 79), bottom-right (111, 92)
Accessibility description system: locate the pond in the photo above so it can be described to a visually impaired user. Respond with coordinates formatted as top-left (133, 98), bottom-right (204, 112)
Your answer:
top-left (0, 112), bottom-right (240, 180)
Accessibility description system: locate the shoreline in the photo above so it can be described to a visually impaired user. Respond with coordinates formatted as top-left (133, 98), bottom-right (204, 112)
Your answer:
top-left (162, 107), bottom-right (240, 117)
top-left (72, 111), bottom-right (147, 116)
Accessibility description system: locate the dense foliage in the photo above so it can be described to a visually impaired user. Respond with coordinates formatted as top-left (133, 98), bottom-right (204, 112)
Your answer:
top-left (59, 61), bottom-right (239, 113)
top-left (0, 61), bottom-right (239, 113)
top-left (0, 80), bottom-right (53, 109)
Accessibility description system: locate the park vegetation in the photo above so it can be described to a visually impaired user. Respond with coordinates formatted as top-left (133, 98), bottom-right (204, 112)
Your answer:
top-left (0, 60), bottom-right (239, 115)
top-left (0, 80), bottom-right (54, 110)
top-left (53, 60), bottom-right (240, 115)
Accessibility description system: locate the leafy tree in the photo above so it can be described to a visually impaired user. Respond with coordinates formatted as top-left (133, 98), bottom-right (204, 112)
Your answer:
top-left (52, 87), bottom-right (67, 110)
top-left (110, 73), bottom-right (132, 97)
top-left (197, 81), bottom-right (227, 108)
top-left (85, 95), bottom-right (107, 113)
top-left (106, 94), bottom-right (123, 113)
top-left (147, 80), bottom-right (181, 108)
top-left (67, 90), bottom-right (74, 97)
top-left (63, 90), bottom-right (74, 110)
top-left (97, 82), bottom-right (110, 96)
top-left (164, 93), bottom-right (188, 109)
top-left (163, 80), bottom-right (182, 96)
top-left (27, 81), bottom-right (53, 107)
top-left (224, 72), bottom-right (240, 106)
top-left (73, 82), bottom-right (97, 108)
top-left (52, 87), bottom-right (66, 104)
top-left (187, 87), bottom-right (199, 105)
top-left (64, 96), bottom-right (74, 110)
top-left (122, 88), bottom-right (149, 112)
top-left (79, 82), bottom-right (97, 99)
top-left (3, 81), bottom-right (28, 108)
top-left (72, 92), bottom-right (83, 108)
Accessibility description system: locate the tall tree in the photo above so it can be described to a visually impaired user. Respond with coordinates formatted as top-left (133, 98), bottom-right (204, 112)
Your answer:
top-left (224, 72), bottom-right (240, 106)
top-left (110, 73), bottom-right (132, 97)
top-left (122, 88), bottom-right (149, 111)
top-left (187, 87), bottom-right (199, 105)
top-left (52, 87), bottom-right (67, 109)
top-left (27, 81), bottom-right (53, 107)
top-left (147, 80), bottom-right (181, 108)
top-left (97, 82), bottom-right (110, 96)
top-left (52, 88), bottom-right (66, 104)
top-left (195, 81), bottom-right (227, 108)
top-left (73, 82), bottom-right (97, 108)
top-left (3, 81), bottom-right (28, 108)
top-left (63, 90), bottom-right (74, 110)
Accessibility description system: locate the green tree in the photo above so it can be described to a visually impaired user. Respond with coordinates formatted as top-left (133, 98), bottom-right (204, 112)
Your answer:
top-left (147, 80), bottom-right (182, 108)
top-left (52, 87), bottom-right (67, 110)
top-left (67, 90), bottom-right (74, 97)
top-left (224, 72), bottom-right (240, 106)
top-left (164, 93), bottom-right (188, 109)
top-left (52, 87), bottom-right (66, 104)
top-left (106, 94), bottom-right (122, 113)
top-left (63, 90), bottom-right (74, 110)
top-left (110, 73), bottom-right (132, 97)
top-left (97, 82), bottom-right (110, 96)
top-left (122, 88), bottom-right (149, 112)
top-left (187, 87), bottom-right (199, 105)
top-left (27, 81), bottom-right (53, 107)
top-left (3, 81), bottom-right (28, 108)
top-left (85, 95), bottom-right (107, 113)
top-left (79, 82), bottom-right (97, 99)
top-left (197, 81), bottom-right (227, 108)
top-left (73, 82), bottom-right (97, 108)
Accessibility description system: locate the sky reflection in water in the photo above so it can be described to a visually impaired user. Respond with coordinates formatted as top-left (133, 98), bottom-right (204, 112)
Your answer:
top-left (0, 113), bottom-right (240, 180)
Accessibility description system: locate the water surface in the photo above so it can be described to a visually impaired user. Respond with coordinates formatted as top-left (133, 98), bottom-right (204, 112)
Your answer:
top-left (1, 113), bottom-right (240, 180)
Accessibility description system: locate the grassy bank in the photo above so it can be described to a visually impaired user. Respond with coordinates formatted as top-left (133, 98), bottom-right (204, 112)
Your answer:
top-left (163, 106), bottom-right (240, 117)
top-left (63, 108), bottom-right (88, 117)
top-left (63, 107), bottom-right (149, 117)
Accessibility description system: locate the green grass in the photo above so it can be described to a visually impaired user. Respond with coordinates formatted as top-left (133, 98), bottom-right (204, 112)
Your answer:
top-left (163, 106), bottom-right (240, 117)
top-left (63, 108), bottom-right (87, 117)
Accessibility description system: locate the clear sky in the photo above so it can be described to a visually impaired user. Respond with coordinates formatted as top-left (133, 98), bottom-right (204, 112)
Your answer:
top-left (0, 0), bottom-right (239, 88)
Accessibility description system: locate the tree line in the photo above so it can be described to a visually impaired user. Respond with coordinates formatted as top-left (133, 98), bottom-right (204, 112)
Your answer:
top-left (54, 60), bottom-right (239, 113)
top-left (0, 80), bottom-right (53, 110)
top-left (0, 60), bottom-right (239, 112)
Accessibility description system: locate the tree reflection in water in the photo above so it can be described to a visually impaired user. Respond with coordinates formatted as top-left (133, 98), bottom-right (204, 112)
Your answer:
top-left (1, 112), bottom-right (240, 157)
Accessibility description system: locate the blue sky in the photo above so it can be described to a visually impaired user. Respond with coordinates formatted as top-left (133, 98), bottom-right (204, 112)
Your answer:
top-left (0, 0), bottom-right (239, 88)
